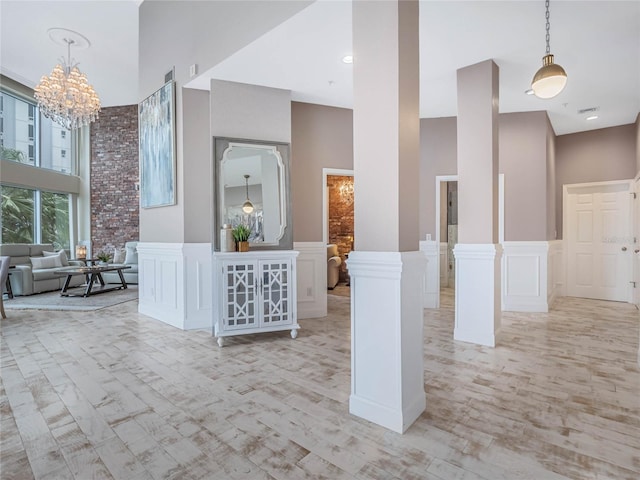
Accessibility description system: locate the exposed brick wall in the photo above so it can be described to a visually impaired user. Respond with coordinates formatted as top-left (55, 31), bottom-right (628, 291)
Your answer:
top-left (327, 175), bottom-right (354, 282)
top-left (90, 105), bottom-right (139, 256)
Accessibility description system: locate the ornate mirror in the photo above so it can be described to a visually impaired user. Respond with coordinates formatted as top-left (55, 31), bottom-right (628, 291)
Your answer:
top-left (213, 137), bottom-right (292, 251)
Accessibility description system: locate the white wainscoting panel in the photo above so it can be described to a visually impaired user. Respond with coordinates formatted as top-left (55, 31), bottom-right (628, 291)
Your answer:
top-left (138, 242), bottom-right (212, 330)
top-left (348, 251), bottom-right (426, 433)
top-left (502, 242), bottom-right (550, 313)
top-left (184, 243), bottom-right (213, 330)
top-left (419, 240), bottom-right (438, 308)
top-left (548, 240), bottom-right (563, 306)
top-left (454, 244), bottom-right (502, 347)
top-left (294, 242), bottom-right (327, 319)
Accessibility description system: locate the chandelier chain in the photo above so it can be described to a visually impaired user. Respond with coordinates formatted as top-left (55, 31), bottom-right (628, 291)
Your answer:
top-left (545, 0), bottom-right (551, 55)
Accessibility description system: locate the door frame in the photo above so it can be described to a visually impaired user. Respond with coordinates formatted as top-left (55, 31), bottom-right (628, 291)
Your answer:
top-left (322, 168), bottom-right (354, 245)
top-left (562, 179), bottom-right (634, 303)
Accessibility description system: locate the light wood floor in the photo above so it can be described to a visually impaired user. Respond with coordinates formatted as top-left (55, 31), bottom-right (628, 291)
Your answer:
top-left (1, 292), bottom-right (639, 479)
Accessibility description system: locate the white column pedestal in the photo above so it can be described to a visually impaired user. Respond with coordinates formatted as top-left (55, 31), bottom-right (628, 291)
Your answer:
top-left (348, 251), bottom-right (426, 434)
top-left (453, 244), bottom-right (502, 347)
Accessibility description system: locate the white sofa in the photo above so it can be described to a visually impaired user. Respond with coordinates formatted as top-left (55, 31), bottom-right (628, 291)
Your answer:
top-left (101, 241), bottom-right (138, 284)
top-left (0, 243), bottom-right (84, 296)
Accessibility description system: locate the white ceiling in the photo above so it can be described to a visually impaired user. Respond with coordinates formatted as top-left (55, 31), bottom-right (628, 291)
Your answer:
top-left (2, 1), bottom-right (638, 136)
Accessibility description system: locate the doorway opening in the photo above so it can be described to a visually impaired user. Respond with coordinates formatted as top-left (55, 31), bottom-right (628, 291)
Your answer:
top-left (323, 168), bottom-right (354, 297)
top-left (434, 174), bottom-right (505, 307)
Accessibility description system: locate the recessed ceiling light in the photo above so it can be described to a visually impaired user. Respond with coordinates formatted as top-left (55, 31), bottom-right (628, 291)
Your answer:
top-left (342, 55), bottom-right (353, 64)
top-left (586, 115), bottom-right (598, 121)
top-left (525, 89), bottom-right (535, 95)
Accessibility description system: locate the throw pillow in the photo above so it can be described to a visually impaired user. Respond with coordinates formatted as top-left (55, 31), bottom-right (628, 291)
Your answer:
top-left (124, 245), bottom-right (138, 265)
top-left (43, 249), bottom-right (70, 266)
top-left (30, 255), bottom-right (61, 269)
top-left (113, 247), bottom-right (126, 264)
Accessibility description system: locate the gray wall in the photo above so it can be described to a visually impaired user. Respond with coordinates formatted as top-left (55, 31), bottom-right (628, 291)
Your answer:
top-left (183, 88), bottom-right (212, 243)
top-left (499, 111), bottom-right (549, 241)
top-left (291, 102), bottom-right (353, 242)
top-left (419, 117), bottom-right (458, 241)
top-left (420, 112), bottom-right (554, 242)
top-left (137, 0), bottom-right (310, 242)
top-left (210, 80), bottom-right (291, 143)
top-left (555, 123), bottom-right (637, 238)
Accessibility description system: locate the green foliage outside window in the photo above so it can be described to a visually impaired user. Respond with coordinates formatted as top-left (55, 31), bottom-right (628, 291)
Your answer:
top-left (41, 191), bottom-right (70, 250)
top-left (1, 185), bottom-right (34, 243)
top-left (1, 186), bottom-right (70, 250)
top-left (0, 145), bottom-right (28, 163)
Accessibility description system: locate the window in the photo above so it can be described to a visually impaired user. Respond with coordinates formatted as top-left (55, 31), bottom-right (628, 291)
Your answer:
top-left (1, 185), bottom-right (35, 243)
top-left (0, 91), bottom-right (34, 166)
top-left (0, 89), bottom-right (73, 173)
top-left (40, 191), bottom-right (70, 250)
top-left (0, 185), bottom-right (70, 250)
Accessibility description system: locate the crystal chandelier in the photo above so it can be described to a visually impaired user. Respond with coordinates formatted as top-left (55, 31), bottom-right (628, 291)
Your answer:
top-left (339, 179), bottom-right (354, 204)
top-left (34, 29), bottom-right (101, 130)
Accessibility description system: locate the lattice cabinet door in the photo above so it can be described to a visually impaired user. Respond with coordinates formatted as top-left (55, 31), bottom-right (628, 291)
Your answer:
top-left (222, 261), bottom-right (258, 330)
top-left (259, 260), bottom-right (292, 327)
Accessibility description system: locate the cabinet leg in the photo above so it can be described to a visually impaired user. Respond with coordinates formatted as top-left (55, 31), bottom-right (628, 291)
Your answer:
top-left (217, 337), bottom-right (225, 347)
top-left (290, 329), bottom-right (298, 339)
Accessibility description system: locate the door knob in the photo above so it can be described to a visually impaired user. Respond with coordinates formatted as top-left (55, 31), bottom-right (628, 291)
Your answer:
top-left (621, 246), bottom-right (627, 251)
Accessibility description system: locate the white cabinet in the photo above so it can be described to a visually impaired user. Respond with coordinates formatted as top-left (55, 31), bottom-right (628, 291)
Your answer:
top-left (213, 251), bottom-right (299, 346)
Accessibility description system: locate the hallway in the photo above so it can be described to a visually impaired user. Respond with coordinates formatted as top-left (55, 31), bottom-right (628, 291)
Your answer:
top-left (1, 293), bottom-right (638, 479)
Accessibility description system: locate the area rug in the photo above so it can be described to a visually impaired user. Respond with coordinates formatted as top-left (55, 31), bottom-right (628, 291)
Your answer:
top-left (4, 286), bottom-right (138, 311)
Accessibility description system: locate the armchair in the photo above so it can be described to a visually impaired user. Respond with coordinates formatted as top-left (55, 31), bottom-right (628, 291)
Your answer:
top-left (327, 244), bottom-right (342, 289)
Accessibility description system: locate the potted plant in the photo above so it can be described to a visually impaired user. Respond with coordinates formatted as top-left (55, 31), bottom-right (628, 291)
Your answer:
top-left (96, 251), bottom-right (112, 265)
top-left (232, 224), bottom-right (251, 252)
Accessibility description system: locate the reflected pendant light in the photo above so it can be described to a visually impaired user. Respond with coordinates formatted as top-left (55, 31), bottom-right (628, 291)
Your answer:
top-left (531, 0), bottom-right (567, 99)
top-left (242, 174), bottom-right (254, 214)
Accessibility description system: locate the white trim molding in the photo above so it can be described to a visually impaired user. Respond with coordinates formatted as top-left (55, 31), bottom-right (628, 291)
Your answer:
top-left (348, 251), bottom-right (426, 433)
top-left (502, 241), bottom-right (550, 313)
top-left (454, 243), bottom-right (502, 347)
top-left (137, 242), bottom-right (212, 330)
top-left (294, 242), bottom-right (327, 319)
top-left (419, 240), bottom-right (438, 308)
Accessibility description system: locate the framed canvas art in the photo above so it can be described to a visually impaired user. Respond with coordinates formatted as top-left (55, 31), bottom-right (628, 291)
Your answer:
top-left (139, 81), bottom-right (176, 208)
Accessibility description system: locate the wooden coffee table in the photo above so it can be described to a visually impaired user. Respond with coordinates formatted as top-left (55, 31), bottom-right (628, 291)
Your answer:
top-left (54, 265), bottom-right (131, 297)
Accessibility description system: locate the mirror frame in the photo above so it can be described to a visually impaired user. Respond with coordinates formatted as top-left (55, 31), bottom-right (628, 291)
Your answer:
top-left (213, 137), bottom-right (293, 251)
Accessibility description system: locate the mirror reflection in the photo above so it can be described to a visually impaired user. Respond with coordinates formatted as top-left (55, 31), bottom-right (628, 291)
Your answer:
top-left (220, 143), bottom-right (285, 245)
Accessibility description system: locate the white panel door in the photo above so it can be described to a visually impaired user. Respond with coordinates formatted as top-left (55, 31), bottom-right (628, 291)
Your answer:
top-left (566, 181), bottom-right (633, 302)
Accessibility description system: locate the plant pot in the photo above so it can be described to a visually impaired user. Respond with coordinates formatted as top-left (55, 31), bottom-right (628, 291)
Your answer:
top-left (237, 241), bottom-right (249, 252)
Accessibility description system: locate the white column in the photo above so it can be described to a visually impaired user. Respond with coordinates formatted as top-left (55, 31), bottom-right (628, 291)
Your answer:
top-left (350, 0), bottom-right (424, 433)
top-left (455, 60), bottom-right (501, 347)
top-left (348, 251), bottom-right (426, 433)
